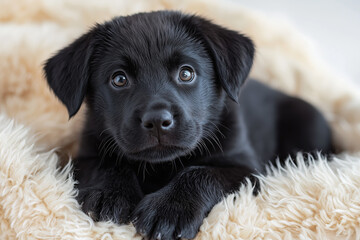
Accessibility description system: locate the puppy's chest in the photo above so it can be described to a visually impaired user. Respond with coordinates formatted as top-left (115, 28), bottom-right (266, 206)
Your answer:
top-left (129, 161), bottom-right (184, 194)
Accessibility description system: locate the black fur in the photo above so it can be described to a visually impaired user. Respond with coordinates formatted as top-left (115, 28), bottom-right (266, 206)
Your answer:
top-left (44, 11), bottom-right (333, 240)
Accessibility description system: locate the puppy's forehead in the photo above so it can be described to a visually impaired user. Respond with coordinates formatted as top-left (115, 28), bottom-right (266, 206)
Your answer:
top-left (99, 12), bottom-right (204, 63)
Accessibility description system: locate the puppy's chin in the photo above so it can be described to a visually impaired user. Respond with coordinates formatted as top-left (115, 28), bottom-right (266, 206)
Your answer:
top-left (124, 145), bottom-right (193, 163)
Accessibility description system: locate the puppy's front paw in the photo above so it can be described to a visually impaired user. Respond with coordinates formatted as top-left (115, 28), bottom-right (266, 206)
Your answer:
top-left (132, 190), bottom-right (206, 240)
top-left (77, 187), bottom-right (142, 224)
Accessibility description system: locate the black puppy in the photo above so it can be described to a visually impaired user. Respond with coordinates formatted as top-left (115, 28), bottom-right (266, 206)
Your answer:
top-left (44, 11), bottom-right (332, 240)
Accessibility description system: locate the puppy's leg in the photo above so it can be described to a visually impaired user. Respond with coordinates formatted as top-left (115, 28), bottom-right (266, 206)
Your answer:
top-left (132, 162), bottom-right (256, 240)
top-left (75, 157), bottom-right (144, 224)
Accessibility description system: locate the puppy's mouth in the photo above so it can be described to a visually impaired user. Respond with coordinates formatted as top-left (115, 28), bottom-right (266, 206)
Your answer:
top-left (125, 144), bottom-right (191, 163)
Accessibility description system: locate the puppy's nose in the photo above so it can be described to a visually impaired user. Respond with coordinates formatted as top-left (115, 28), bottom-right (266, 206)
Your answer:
top-left (142, 110), bottom-right (174, 134)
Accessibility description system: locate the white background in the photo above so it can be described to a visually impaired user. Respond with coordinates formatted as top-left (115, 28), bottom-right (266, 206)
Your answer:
top-left (232, 0), bottom-right (360, 85)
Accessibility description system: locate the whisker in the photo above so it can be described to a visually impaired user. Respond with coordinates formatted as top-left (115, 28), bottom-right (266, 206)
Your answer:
top-left (137, 161), bottom-right (143, 176)
top-left (199, 138), bottom-right (211, 156)
top-left (202, 124), bottom-right (224, 153)
top-left (178, 157), bottom-right (185, 169)
top-left (207, 121), bottom-right (227, 138)
top-left (99, 135), bottom-right (114, 163)
top-left (115, 151), bottom-right (124, 166)
top-left (205, 129), bottom-right (223, 152)
top-left (99, 137), bottom-right (114, 158)
top-left (142, 161), bottom-right (149, 181)
top-left (99, 127), bottom-right (112, 137)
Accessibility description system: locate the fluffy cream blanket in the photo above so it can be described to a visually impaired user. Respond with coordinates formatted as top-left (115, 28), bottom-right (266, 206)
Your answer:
top-left (1, 0), bottom-right (360, 239)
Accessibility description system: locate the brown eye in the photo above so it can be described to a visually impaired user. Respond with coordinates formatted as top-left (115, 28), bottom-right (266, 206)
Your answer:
top-left (111, 71), bottom-right (128, 87)
top-left (179, 66), bottom-right (195, 82)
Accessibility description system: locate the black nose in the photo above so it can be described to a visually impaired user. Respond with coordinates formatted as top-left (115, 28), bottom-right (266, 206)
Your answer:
top-left (142, 110), bottom-right (174, 133)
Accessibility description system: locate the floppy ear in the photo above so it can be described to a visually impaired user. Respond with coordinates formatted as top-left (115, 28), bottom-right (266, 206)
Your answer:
top-left (189, 16), bottom-right (255, 102)
top-left (44, 31), bottom-right (95, 118)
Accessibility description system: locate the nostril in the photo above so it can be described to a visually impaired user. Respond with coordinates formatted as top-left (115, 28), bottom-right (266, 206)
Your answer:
top-left (162, 119), bottom-right (173, 128)
top-left (143, 122), bottom-right (154, 129)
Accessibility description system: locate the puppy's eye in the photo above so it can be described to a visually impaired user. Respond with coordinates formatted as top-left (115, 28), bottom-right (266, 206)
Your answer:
top-left (111, 71), bottom-right (128, 87)
top-left (179, 66), bottom-right (195, 82)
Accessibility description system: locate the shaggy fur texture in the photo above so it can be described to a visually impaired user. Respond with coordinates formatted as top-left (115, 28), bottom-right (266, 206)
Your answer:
top-left (1, 115), bottom-right (360, 239)
top-left (0, 0), bottom-right (360, 239)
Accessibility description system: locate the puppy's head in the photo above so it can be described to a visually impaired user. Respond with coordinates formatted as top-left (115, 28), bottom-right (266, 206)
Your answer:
top-left (44, 11), bottom-right (254, 162)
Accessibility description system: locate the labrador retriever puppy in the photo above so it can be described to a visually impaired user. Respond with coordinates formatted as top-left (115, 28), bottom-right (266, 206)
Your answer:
top-left (44, 11), bottom-right (333, 240)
